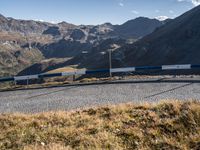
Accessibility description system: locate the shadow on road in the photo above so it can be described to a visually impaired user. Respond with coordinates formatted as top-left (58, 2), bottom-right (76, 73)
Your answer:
top-left (144, 83), bottom-right (193, 99)
top-left (26, 86), bottom-right (78, 100)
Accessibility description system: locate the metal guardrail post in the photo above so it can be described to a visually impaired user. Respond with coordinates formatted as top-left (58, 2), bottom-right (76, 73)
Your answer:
top-left (27, 79), bottom-right (29, 86)
top-left (73, 75), bottom-right (76, 81)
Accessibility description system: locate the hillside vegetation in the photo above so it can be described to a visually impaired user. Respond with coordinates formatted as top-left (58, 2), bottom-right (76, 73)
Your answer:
top-left (0, 100), bottom-right (199, 150)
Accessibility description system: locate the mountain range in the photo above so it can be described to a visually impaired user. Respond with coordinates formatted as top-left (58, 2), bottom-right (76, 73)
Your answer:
top-left (63, 5), bottom-right (200, 75)
top-left (0, 14), bottom-right (167, 76)
top-left (2, 4), bottom-right (200, 77)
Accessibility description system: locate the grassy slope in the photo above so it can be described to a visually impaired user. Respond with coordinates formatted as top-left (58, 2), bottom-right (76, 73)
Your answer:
top-left (0, 101), bottom-right (200, 150)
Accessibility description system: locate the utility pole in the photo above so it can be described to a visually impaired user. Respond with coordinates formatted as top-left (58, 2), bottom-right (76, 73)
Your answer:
top-left (12, 58), bottom-right (16, 86)
top-left (109, 49), bottom-right (112, 77)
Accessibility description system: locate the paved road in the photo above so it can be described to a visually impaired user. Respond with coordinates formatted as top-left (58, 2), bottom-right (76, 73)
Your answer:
top-left (0, 77), bottom-right (200, 113)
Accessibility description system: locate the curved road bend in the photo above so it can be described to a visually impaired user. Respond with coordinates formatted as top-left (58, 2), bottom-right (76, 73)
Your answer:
top-left (0, 77), bottom-right (200, 113)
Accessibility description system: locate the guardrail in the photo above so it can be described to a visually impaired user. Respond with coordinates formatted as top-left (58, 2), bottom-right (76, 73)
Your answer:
top-left (0, 64), bottom-right (200, 83)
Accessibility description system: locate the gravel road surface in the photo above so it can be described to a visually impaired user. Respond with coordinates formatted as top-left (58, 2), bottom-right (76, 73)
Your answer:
top-left (0, 77), bottom-right (200, 113)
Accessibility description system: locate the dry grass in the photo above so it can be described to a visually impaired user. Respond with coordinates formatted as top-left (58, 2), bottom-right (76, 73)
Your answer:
top-left (47, 67), bottom-right (77, 74)
top-left (0, 100), bottom-right (200, 150)
top-left (0, 76), bottom-right (119, 91)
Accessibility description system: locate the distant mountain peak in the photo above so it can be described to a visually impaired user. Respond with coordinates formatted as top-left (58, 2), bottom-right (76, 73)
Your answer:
top-left (135, 16), bottom-right (152, 20)
top-left (58, 21), bottom-right (72, 25)
top-left (155, 16), bottom-right (170, 21)
top-left (102, 22), bottom-right (113, 26)
top-left (0, 13), bottom-right (7, 21)
top-left (0, 13), bottom-right (5, 18)
top-left (115, 17), bottom-right (164, 38)
top-left (58, 21), bottom-right (77, 28)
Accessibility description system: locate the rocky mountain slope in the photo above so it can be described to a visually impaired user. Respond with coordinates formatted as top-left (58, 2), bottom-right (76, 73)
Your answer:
top-left (56, 5), bottom-right (200, 75)
top-left (0, 14), bottom-right (165, 76)
top-left (120, 5), bottom-right (200, 67)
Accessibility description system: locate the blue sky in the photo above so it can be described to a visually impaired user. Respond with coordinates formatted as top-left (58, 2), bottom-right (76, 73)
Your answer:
top-left (0, 0), bottom-right (199, 25)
